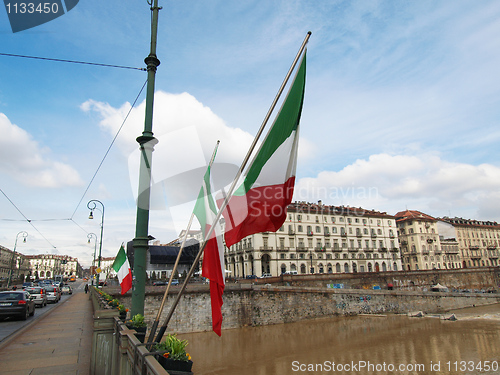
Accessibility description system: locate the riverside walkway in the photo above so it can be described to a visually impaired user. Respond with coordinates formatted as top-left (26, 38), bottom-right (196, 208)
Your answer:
top-left (0, 285), bottom-right (93, 375)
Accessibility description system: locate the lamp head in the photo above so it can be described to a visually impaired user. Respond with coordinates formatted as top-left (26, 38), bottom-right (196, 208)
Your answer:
top-left (89, 211), bottom-right (94, 220)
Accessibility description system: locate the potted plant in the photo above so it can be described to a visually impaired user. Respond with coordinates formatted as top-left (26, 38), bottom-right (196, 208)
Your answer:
top-left (117, 304), bottom-right (128, 321)
top-left (126, 314), bottom-right (147, 343)
top-left (153, 334), bottom-right (193, 374)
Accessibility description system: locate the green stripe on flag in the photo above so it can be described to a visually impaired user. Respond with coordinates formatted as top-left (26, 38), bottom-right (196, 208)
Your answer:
top-left (235, 52), bottom-right (306, 196)
top-left (112, 245), bottom-right (127, 272)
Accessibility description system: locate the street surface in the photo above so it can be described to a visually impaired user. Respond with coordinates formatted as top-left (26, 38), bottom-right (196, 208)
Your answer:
top-left (0, 280), bottom-right (85, 344)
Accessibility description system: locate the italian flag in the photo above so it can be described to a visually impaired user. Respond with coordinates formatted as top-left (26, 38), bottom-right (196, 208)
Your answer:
top-left (221, 52), bottom-right (306, 248)
top-left (194, 165), bottom-right (225, 336)
top-left (112, 245), bottom-right (132, 295)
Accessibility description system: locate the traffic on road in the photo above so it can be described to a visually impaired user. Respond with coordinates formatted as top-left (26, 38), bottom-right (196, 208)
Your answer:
top-left (0, 279), bottom-right (84, 344)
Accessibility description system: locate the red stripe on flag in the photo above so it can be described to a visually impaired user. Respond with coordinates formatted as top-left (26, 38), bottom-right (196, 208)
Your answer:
top-left (220, 176), bottom-right (295, 248)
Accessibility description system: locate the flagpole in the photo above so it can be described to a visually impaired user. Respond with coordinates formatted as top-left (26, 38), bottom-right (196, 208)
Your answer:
top-left (146, 141), bottom-right (220, 343)
top-left (155, 32), bottom-right (311, 341)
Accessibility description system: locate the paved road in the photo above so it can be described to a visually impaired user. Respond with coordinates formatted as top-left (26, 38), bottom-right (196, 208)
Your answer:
top-left (0, 281), bottom-right (85, 344)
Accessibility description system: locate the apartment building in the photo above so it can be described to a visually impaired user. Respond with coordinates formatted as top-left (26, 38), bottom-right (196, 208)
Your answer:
top-left (438, 217), bottom-right (500, 268)
top-left (25, 254), bottom-right (83, 280)
top-left (0, 245), bottom-right (29, 281)
top-left (225, 201), bottom-right (403, 277)
top-left (395, 210), bottom-right (445, 271)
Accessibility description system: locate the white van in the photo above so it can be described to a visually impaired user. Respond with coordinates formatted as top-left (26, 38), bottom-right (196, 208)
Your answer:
top-left (283, 270), bottom-right (298, 275)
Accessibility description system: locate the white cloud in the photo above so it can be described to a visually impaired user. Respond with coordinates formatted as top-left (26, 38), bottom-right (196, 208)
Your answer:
top-left (295, 152), bottom-right (500, 220)
top-left (81, 91), bottom-right (255, 165)
top-left (0, 113), bottom-right (83, 188)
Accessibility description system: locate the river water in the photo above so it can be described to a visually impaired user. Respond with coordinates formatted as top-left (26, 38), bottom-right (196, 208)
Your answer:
top-left (179, 303), bottom-right (500, 375)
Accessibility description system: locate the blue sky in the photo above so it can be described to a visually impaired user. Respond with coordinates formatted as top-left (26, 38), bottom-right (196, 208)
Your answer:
top-left (1, 1), bottom-right (500, 267)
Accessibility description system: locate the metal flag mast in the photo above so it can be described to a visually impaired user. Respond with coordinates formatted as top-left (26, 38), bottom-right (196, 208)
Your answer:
top-left (154, 31), bottom-right (312, 342)
top-left (146, 141), bottom-right (220, 344)
top-left (131, 0), bottom-right (161, 317)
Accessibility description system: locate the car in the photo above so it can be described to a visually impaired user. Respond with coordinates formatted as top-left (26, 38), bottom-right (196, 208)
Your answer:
top-left (44, 286), bottom-right (61, 303)
top-left (61, 285), bottom-right (73, 295)
top-left (25, 287), bottom-right (48, 307)
top-left (0, 291), bottom-right (36, 320)
top-left (245, 275), bottom-right (258, 280)
top-left (261, 273), bottom-right (273, 278)
top-left (153, 281), bottom-right (167, 286)
top-left (171, 279), bottom-right (180, 286)
top-left (22, 282), bottom-right (34, 289)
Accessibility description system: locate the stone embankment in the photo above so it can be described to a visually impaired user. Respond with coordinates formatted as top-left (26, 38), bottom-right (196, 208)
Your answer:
top-left (111, 267), bottom-right (499, 334)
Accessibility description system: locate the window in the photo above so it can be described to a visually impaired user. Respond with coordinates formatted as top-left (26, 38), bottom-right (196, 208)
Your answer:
top-left (316, 226), bottom-right (321, 233)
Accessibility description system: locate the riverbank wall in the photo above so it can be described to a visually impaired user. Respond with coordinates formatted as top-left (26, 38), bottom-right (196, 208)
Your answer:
top-left (113, 268), bottom-right (500, 334)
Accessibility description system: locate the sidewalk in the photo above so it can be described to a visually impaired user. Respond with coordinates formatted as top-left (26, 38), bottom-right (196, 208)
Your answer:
top-left (0, 288), bottom-right (93, 375)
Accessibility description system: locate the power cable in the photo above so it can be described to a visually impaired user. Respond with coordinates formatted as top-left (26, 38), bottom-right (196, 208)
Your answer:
top-left (70, 78), bottom-right (148, 219)
top-left (0, 187), bottom-right (58, 249)
top-left (1, 79), bottom-right (148, 250)
top-left (0, 52), bottom-right (146, 71)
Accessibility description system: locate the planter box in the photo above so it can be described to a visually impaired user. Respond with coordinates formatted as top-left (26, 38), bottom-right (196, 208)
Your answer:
top-left (155, 355), bottom-right (193, 374)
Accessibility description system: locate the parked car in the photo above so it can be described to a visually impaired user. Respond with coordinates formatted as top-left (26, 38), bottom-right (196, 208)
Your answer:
top-left (61, 285), bottom-right (73, 295)
top-left (44, 286), bottom-right (61, 303)
top-left (25, 287), bottom-right (48, 307)
top-left (153, 281), bottom-right (167, 286)
top-left (22, 282), bottom-right (34, 289)
top-left (246, 275), bottom-right (258, 280)
top-left (0, 291), bottom-right (36, 320)
top-left (261, 273), bottom-right (273, 278)
top-left (171, 279), bottom-right (180, 286)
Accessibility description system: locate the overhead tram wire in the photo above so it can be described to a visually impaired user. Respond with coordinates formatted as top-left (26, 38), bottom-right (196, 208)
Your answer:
top-left (0, 187), bottom-right (58, 249)
top-left (1, 78), bottom-right (147, 246)
top-left (0, 52), bottom-right (146, 71)
top-left (70, 79), bottom-right (148, 220)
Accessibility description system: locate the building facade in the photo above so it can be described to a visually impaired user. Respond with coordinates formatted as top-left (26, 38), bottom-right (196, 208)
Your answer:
top-left (438, 217), bottom-right (500, 268)
top-left (225, 202), bottom-right (403, 277)
top-left (396, 210), bottom-right (446, 271)
top-left (0, 245), bottom-right (29, 282)
top-left (25, 254), bottom-right (83, 280)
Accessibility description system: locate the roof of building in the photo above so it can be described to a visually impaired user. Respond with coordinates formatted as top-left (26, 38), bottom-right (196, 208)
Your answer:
top-left (126, 240), bottom-right (199, 267)
top-left (287, 201), bottom-right (394, 218)
top-left (438, 217), bottom-right (500, 229)
top-left (394, 210), bottom-right (436, 222)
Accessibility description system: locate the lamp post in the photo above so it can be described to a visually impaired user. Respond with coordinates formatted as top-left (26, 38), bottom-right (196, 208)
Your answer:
top-left (87, 200), bottom-right (105, 287)
top-left (87, 233), bottom-right (98, 286)
top-left (131, 0), bottom-right (161, 317)
top-left (7, 231), bottom-right (28, 288)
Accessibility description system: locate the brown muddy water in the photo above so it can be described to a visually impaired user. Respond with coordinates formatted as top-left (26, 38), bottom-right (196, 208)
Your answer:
top-left (179, 303), bottom-right (500, 375)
